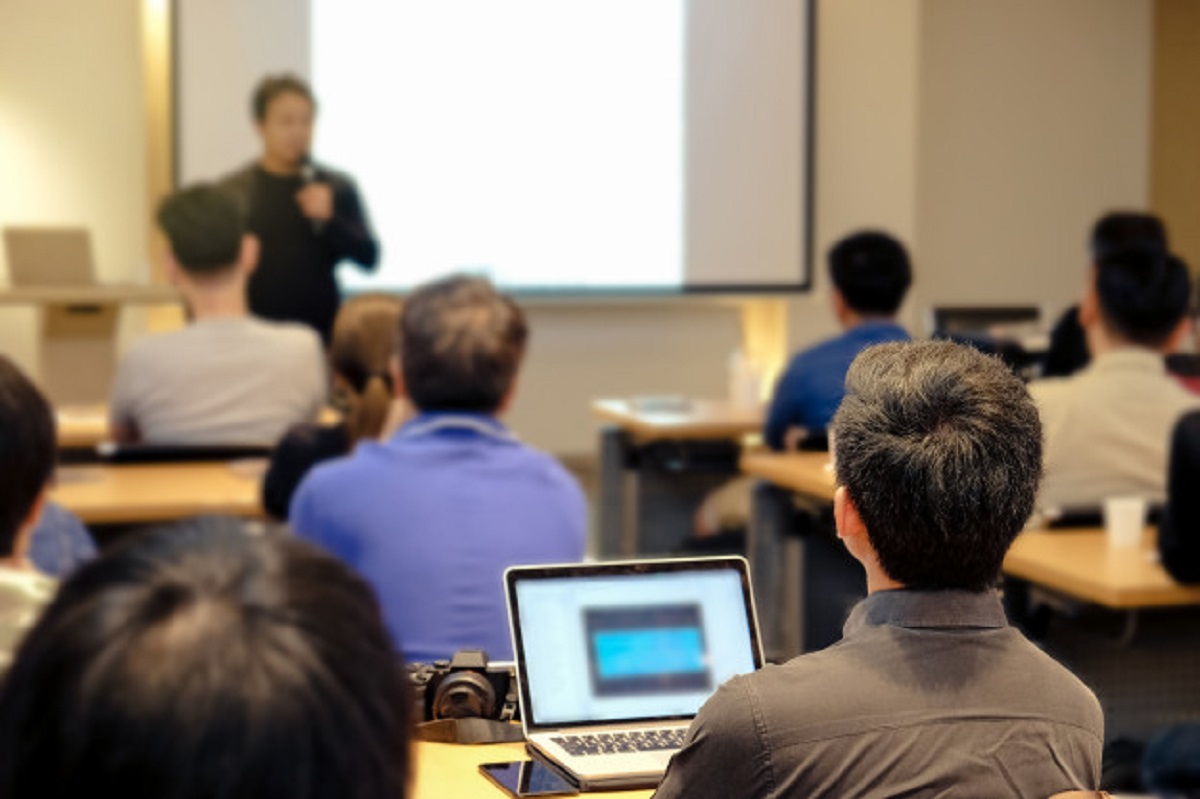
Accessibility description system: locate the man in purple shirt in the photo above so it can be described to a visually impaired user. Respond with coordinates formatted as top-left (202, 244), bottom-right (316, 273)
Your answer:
top-left (290, 276), bottom-right (587, 663)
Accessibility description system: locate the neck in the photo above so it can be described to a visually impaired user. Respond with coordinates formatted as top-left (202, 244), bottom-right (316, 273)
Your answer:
top-left (840, 309), bottom-right (895, 330)
top-left (258, 153), bottom-right (301, 176)
top-left (1088, 322), bottom-right (1164, 359)
top-left (865, 566), bottom-right (905, 595)
top-left (183, 280), bottom-right (248, 321)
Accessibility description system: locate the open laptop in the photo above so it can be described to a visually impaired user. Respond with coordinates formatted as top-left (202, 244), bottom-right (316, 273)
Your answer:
top-left (505, 557), bottom-right (763, 791)
top-left (3, 226), bottom-right (95, 287)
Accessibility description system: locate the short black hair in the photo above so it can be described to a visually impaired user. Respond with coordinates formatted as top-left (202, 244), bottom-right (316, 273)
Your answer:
top-left (252, 73), bottom-right (316, 122)
top-left (1095, 248), bottom-right (1190, 348)
top-left (0, 519), bottom-right (412, 799)
top-left (156, 184), bottom-right (245, 275)
top-left (827, 231), bottom-right (912, 316)
top-left (1089, 211), bottom-right (1168, 261)
top-left (0, 357), bottom-right (55, 557)
top-left (398, 275), bottom-right (528, 413)
top-left (832, 340), bottom-right (1042, 591)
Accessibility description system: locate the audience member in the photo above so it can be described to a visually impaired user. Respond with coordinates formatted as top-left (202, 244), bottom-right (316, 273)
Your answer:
top-left (0, 357), bottom-right (59, 669)
top-left (1043, 212), bottom-right (1169, 378)
top-left (1031, 247), bottom-right (1197, 510)
top-left (655, 341), bottom-right (1103, 798)
top-left (291, 275), bottom-right (586, 662)
top-left (694, 230), bottom-right (911, 539)
top-left (1158, 409), bottom-right (1200, 584)
top-left (263, 293), bottom-right (406, 518)
top-left (110, 184), bottom-right (326, 446)
top-left (0, 519), bottom-right (411, 799)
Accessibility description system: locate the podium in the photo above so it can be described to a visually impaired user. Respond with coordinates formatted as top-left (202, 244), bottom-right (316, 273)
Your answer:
top-left (1, 227), bottom-right (180, 405)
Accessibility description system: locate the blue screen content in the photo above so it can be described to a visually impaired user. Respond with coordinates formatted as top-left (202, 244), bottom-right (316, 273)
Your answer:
top-left (593, 628), bottom-right (706, 679)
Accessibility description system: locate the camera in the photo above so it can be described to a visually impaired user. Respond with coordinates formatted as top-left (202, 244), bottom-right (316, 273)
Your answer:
top-left (409, 649), bottom-right (519, 722)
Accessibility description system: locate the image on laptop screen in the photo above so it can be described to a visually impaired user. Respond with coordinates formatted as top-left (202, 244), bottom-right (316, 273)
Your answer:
top-left (509, 560), bottom-right (760, 728)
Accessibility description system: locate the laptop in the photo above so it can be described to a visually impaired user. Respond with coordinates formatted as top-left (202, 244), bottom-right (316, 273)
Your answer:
top-left (3, 226), bottom-right (95, 287)
top-left (505, 556), bottom-right (763, 791)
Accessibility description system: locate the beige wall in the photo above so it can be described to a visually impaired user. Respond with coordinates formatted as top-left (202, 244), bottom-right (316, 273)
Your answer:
top-left (0, 0), bottom-right (150, 373)
top-left (913, 0), bottom-right (1153, 328)
top-left (0, 0), bottom-right (1157, 454)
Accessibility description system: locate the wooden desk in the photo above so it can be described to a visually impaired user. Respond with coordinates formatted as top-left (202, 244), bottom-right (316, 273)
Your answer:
top-left (413, 741), bottom-right (652, 799)
top-left (592, 399), bottom-right (763, 444)
top-left (1004, 528), bottom-right (1200, 609)
top-left (50, 462), bottom-right (264, 525)
top-left (592, 398), bottom-right (764, 557)
top-left (739, 451), bottom-right (834, 502)
top-left (56, 405), bottom-right (110, 449)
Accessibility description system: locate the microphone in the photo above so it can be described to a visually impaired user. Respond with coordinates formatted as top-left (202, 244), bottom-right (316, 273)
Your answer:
top-left (299, 155), bottom-right (325, 233)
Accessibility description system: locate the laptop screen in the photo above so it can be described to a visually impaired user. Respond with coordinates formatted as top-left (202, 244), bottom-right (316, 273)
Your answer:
top-left (507, 557), bottom-right (762, 730)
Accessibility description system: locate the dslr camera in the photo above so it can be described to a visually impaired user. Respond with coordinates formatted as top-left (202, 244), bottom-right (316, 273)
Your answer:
top-left (409, 649), bottom-right (519, 722)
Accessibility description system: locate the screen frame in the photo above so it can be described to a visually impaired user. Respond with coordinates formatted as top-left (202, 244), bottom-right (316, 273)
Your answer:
top-left (504, 556), bottom-right (764, 734)
top-left (168, 0), bottom-right (817, 297)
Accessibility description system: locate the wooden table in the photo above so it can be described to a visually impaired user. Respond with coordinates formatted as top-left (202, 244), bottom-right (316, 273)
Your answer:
top-left (413, 741), bottom-right (652, 798)
top-left (592, 398), bottom-right (763, 557)
top-left (50, 462), bottom-right (264, 525)
top-left (1004, 528), bottom-right (1200, 609)
top-left (56, 405), bottom-right (111, 449)
top-left (739, 451), bottom-right (834, 501)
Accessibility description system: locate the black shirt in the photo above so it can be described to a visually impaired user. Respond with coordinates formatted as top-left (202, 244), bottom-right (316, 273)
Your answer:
top-left (1160, 410), bottom-right (1200, 584)
top-left (221, 163), bottom-right (379, 344)
top-left (262, 422), bottom-right (350, 520)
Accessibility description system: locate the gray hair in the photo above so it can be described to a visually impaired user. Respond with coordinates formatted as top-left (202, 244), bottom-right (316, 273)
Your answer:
top-left (831, 340), bottom-right (1042, 590)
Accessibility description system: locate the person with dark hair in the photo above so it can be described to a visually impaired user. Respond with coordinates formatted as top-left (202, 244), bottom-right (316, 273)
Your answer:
top-left (0, 518), bottom-right (412, 799)
top-left (290, 275), bottom-right (586, 662)
top-left (110, 184), bottom-right (326, 445)
top-left (1158, 410), bottom-right (1200, 584)
top-left (0, 356), bottom-right (59, 668)
top-left (1030, 247), bottom-right (1198, 510)
top-left (655, 341), bottom-right (1103, 798)
top-left (1043, 211), bottom-right (1169, 378)
top-left (693, 230), bottom-right (911, 540)
top-left (262, 293), bottom-right (408, 518)
top-left (219, 73), bottom-right (378, 344)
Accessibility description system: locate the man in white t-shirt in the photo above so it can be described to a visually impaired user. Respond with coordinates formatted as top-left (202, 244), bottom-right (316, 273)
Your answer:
top-left (111, 185), bottom-right (326, 446)
top-left (1030, 246), bottom-right (1198, 510)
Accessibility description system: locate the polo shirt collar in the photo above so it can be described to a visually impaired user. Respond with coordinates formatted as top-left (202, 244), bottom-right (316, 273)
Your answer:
top-left (1088, 348), bottom-right (1167, 375)
top-left (844, 589), bottom-right (1008, 636)
top-left (391, 411), bottom-right (514, 442)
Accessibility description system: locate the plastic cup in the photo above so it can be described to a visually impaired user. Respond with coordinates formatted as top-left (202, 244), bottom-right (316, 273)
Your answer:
top-left (1103, 496), bottom-right (1147, 549)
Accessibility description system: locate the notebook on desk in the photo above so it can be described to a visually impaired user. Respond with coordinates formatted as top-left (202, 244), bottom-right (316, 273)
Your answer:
top-left (505, 556), bottom-right (763, 791)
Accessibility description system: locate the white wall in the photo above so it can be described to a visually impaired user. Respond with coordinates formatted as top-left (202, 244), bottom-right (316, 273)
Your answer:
top-left (0, 0), bottom-right (150, 376)
top-left (912, 0), bottom-right (1153, 327)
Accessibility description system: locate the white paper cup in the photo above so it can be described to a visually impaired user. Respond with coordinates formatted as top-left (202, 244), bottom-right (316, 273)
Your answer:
top-left (1103, 496), bottom-right (1146, 549)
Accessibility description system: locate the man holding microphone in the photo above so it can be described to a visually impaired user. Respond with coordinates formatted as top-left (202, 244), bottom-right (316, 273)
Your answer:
top-left (221, 74), bottom-right (379, 345)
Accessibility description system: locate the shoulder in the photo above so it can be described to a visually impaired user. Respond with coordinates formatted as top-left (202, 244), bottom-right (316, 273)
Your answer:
top-left (513, 444), bottom-right (587, 500)
top-left (314, 163), bottom-right (359, 191)
top-left (247, 318), bottom-right (323, 351)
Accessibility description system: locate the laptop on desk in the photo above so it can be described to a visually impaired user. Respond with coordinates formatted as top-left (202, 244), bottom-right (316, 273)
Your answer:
top-left (505, 557), bottom-right (763, 791)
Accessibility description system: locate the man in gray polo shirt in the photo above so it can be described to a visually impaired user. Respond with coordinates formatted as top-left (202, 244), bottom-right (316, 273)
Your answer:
top-left (654, 341), bottom-right (1103, 798)
top-left (110, 185), bottom-right (325, 446)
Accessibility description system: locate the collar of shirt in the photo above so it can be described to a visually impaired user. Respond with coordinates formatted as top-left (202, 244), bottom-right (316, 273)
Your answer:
top-left (1086, 347), bottom-right (1169, 376)
top-left (389, 411), bottom-right (516, 443)
top-left (844, 319), bottom-right (908, 341)
top-left (843, 589), bottom-right (1008, 637)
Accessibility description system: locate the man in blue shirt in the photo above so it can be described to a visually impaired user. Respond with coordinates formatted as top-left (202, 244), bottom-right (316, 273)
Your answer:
top-left (290, 276), bottom-right (587, 663)
top-left (763, 230), bottom-right (912, 450)
top-left (696, 231), bottom-right (912, 538)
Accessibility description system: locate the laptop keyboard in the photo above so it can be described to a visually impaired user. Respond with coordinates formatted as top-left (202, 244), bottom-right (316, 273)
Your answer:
top-left (551, 727), bottom-right (687, 757)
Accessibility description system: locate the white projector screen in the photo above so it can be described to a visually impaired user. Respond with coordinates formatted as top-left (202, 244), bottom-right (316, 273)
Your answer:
top-left (175, 0), bottom-right (813, 293)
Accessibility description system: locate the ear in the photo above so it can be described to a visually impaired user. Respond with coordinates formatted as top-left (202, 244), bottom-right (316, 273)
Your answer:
top-left (389, 355), bottom-right (409, 401)
top-left (1078, 273), bottom-right (1100, 329)
top-left (833, 486), bottom-right (866, 543)
top-left (163, 251), bottom-right (184, 286)
top-left (830, 289), bottom-right (848, 320)
top-left (495, 376), bottom-right (520, 417)
top-left (1166, 315), bottom-right (1193, 353)
top-left (238, 234), bottom-right (260, 278)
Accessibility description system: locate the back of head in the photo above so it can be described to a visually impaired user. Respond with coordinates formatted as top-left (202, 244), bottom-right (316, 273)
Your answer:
top-left (330, 294), bottom-right (404, 442)
top-left (1089, 211), bottom-right (1167, 261)
top-left (398, 274), bottom-right (528, 413)
top-left (0, 519), bottom-right (411, 799)
top-left (0, 356), bottom-right (55, 557)
top-left (157, 184), bottom-right (245, 277)
top-left (828, 231), bottom-right (912, 316)
top-left (1094, 248), bottom-right (1190, 348)
top-left (832, 340), bottom-right (1042, 591)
